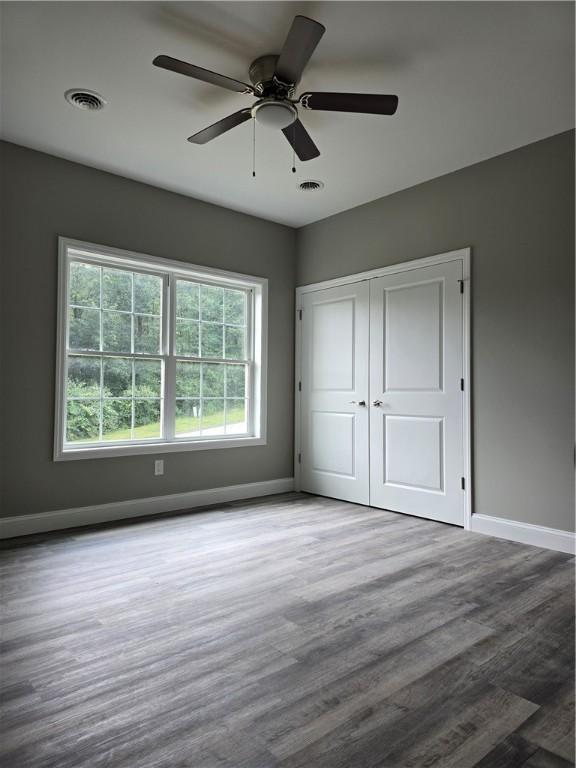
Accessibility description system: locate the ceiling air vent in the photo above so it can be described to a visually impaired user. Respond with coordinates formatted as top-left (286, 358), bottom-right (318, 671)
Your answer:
top-left (298, 180), bottom-right (324, 192)
top-left (65, 89), bottom-right (106, 111)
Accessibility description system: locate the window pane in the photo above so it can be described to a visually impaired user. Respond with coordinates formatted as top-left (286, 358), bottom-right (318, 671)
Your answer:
top-left (135, 359), bottom-right (162, 397)
top-left (226, 399), bottom-right (247, 434)
top-left (69, 307), bottom-right (100, 351)
top-left (226, 365), bottom-right (246, 398)
top-left (103, 357), bottom-right (132, 397)
top-left (176, 281), bottom-right (199, 320)
top-left (134, 399), bottom-right (161, 439)
top-left (70, 263), bottom-right (100, 308)
top-left (175, 399), bottom-right (201, 436)
top-left (103, 269), bottom-right (132, 311)
top-left (66, 399), bottom-right (100, 442)
top-left (202, 363), bottom-right (224, 397)
top-left (224, 289), bottom-right (246, 326)
top-left (176, 361), bottom-right (201, 397)
top-left (201, 323), bottom-right (223, 358)
top-left (134, 315), bottom-right (161, 354)
top-left (63, 256), bottom-right (257, 451)
top-left (135, 273), bottom-right (162, 315)
top-left (175, 319), bottom-right (199, 356)
top-left (67, 356), bottom-right (101, 398)
top-left (103, 311), bottom-right (132, 353)
top-left (201, 285), bottom-right (224, 323)
top-left (224, 326), bottom-right (245, 360)
top-left (103, 399), bottom-right (132, 441)
top-left (202, 399), bottom-right (225, 435)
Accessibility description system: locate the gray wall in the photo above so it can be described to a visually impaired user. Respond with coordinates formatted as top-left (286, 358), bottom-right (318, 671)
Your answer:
top-left (0, 141), bottom-right (297, 517)
top-left (2, 132), bottom-right (573, 532)
top-left (297, 130), bottom-right (575, 532)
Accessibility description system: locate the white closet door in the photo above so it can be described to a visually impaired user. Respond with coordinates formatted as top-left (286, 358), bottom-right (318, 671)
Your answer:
top-left (369, 261), bottom-right (464, 525)
top-left (300, 282), bottom-right (370, 505)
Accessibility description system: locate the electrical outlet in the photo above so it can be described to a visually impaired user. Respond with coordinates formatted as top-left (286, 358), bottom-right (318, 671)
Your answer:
top-left (154, 459), bottom-right (164, 476)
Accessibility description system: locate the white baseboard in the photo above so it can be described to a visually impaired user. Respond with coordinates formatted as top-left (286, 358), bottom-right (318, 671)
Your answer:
top-left (3, 486), bottom-right (572, 555)
top-left (470, 513), bottom-right (575, 555)
top-left (0, 477), bottom-right (295, 539)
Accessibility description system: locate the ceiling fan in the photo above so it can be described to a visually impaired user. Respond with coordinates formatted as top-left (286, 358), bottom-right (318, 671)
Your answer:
top-left (153, 15), bottom-right (398, 161)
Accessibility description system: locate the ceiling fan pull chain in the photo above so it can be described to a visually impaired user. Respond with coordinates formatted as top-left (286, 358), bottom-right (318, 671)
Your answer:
top-left (252, 117), bottom-right (256, 178)
top-left (291, 122), bottom-right (296, 173)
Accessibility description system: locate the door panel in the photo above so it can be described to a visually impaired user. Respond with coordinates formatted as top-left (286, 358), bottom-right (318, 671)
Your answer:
top-left (300, 283), bottom-right (370, 504)
top-left (385, 281), bottom-right (443, 391)
top-left (370, 261), bottom-right (464, 525)
top-left (384, 415), bottom-right (444, 491)
top-left (311, 412), bottom-right (355, 476)
top-left (311, 299), bottom-right (355, 390)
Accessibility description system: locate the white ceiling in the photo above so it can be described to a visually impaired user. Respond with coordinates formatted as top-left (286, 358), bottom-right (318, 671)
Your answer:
top-left (1, 2), bottom-right (573, 227)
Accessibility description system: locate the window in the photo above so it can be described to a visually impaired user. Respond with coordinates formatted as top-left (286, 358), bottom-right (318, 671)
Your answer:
top-left (55, 239), bottom-right (267, 459)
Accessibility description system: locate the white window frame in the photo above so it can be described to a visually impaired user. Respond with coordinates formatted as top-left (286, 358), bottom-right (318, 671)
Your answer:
top-left (54, 238), bottom-right (268, 460)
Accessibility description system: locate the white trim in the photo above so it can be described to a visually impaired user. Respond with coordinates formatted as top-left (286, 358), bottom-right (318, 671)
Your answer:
top-left (54, 237), bottom-right (268, 460)
top-left (294, 300), bottom-right (303, 491)
top-left (0, 478), bottom-right (295, 539)
top-left (53, 436), bottom-right (267, 461)
top-left (54, 238), bottom-right (68, 461)
top-left (296, 249), bottom-right (470, 295)
top-left (470, 514), bottom-right (576, 555)
top-left (461, 253), bottom-right (472, 530)
top-left (294, 248), bottom-right (472, 524)
top-left (61, 237), bottom-right (265, 289)
top-left (253, 281), bottom-right (268, 444)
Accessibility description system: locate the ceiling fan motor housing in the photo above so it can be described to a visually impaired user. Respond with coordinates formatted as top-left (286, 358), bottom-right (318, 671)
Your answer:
top-left (248, 54), bottom-right (298, 130)
top-left (249, 55), bottom-right (294, 97)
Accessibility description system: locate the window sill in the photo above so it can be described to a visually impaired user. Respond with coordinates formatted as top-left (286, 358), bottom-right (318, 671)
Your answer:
top-left (54, 436), bottom-right (267, 461)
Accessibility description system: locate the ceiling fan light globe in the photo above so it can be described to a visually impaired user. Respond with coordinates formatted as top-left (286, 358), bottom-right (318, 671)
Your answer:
top-left (252, 101), bottom-right (297, 130)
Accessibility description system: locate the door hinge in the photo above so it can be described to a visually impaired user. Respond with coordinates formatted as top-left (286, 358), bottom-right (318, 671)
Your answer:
top-left (298, 453), bottom-right (302, 464)
top-left (461, 477), bottom-right (466, 490)
top-left (298, 381), bottom-right (302, 392)
top-left (298, 309), bottom-right (303, 320)
top-left (460, 378), bottom-right (465, 391)
top-left (458, 279), bottom-right (464, 294)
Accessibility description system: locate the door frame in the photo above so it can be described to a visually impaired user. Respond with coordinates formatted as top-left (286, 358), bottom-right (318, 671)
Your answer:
top-left (294, 247), bottom-right (472, 529)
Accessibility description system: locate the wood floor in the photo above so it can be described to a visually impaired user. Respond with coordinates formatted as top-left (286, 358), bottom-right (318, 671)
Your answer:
top-left (0, 493), bottom-right (574, 768)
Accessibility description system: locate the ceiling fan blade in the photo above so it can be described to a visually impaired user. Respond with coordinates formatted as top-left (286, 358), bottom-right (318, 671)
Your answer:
top-left (300, 92), bottom-right (399, 115)
top-left (153, 55), bottom-right (253, 94)
top-left (188, 109), bottom-right (252, 144)
top-left (274, 16), bottom-right (325, 86)
top-left (282, 119), bottom-right (320, 161)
